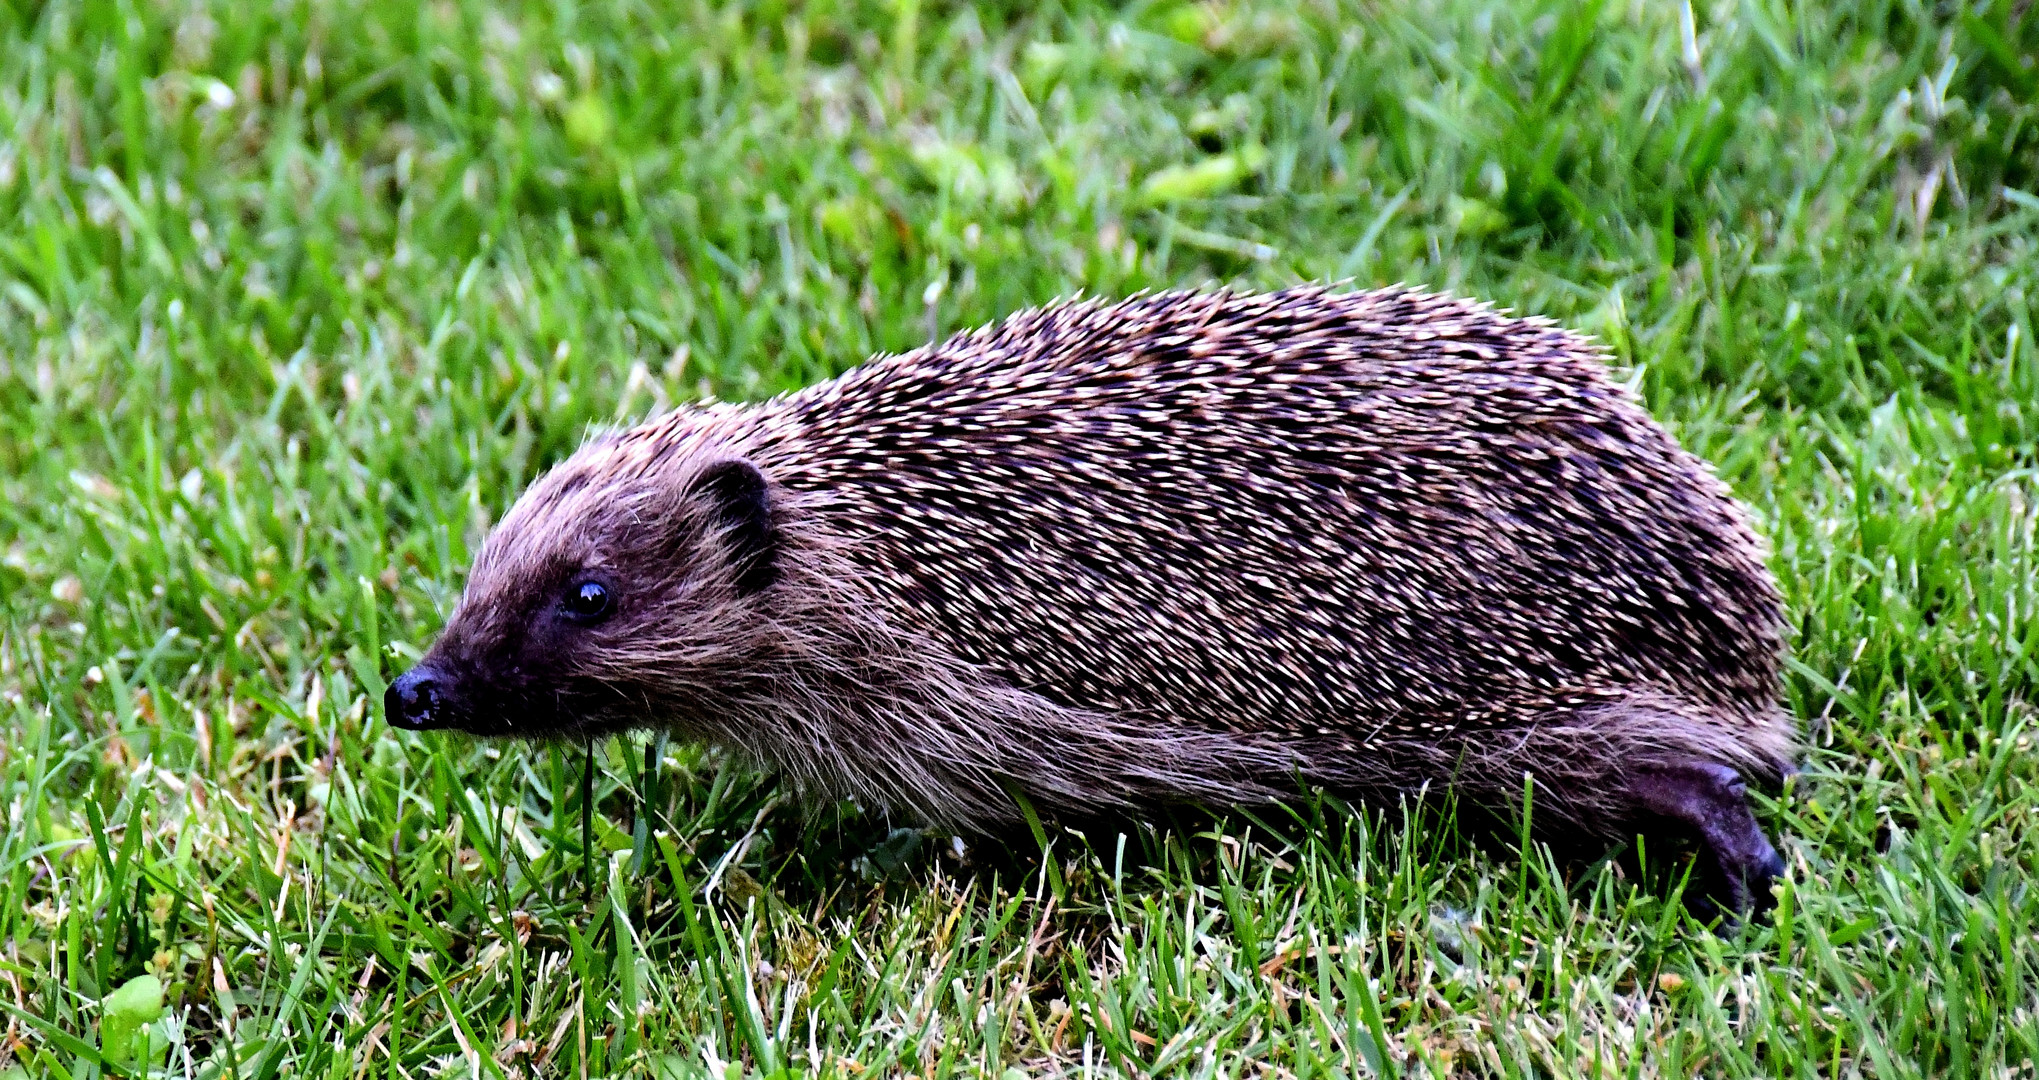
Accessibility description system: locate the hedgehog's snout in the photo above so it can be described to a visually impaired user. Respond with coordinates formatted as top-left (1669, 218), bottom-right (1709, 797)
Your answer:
top-left (386, 664), bottom-right (458, 731)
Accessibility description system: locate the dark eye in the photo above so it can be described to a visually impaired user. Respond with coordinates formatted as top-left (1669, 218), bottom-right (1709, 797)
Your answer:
top-left (563, 580), bottom-right (611, 622)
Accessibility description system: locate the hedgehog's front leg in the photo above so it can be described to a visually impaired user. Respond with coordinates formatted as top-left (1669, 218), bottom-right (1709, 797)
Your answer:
top-left (1625, 761), bottom-right (1786, 919)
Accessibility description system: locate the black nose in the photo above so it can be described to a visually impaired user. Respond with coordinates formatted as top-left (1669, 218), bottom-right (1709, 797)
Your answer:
top-left (386, 666), bottom-right (450, 731)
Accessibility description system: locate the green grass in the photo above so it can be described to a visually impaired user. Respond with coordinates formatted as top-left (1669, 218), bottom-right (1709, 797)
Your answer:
top-left (2, 0), bottom-right (2037, 1074)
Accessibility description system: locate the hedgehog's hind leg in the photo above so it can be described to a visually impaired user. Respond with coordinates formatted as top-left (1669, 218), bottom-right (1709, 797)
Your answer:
top-left (1625, 760), bottom-right (1785, 920)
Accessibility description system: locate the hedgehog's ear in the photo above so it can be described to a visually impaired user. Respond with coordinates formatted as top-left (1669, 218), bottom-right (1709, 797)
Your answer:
top-left (692, 459), bottom-right (778, 596)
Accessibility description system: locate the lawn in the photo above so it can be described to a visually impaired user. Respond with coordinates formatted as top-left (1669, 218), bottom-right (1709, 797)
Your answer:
top-left (2, 0), bottom-right (2037, 1075)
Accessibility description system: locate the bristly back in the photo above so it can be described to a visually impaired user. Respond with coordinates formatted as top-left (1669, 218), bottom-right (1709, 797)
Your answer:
top-left (745, 285), bottom-right (1785, 750)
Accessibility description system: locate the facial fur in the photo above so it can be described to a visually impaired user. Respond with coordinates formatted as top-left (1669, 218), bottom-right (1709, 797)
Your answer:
top-left (390, 414), bottom-right (782, 739)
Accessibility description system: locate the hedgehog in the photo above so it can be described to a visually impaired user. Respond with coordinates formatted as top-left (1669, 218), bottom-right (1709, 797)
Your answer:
top-left (385, 286), bottom-right (1796, 913)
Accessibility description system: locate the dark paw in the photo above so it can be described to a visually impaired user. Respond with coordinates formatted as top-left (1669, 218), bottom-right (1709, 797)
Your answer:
top-left (1627, 760), bottom-right (1786, 924)
top-left (1696, 826), bottom-right (1784, 924)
